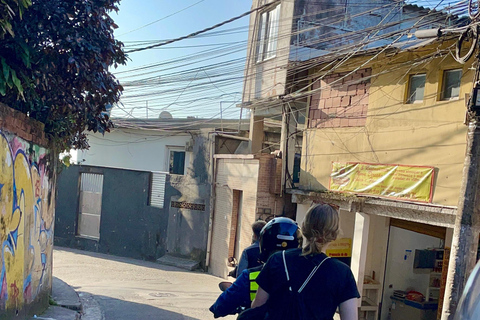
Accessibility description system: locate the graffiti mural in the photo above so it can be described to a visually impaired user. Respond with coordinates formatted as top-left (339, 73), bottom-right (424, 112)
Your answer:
top-left (0, 131), bottom-right (54, 312)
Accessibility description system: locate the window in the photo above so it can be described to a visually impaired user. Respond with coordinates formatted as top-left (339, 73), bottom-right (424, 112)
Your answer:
top-left (77, 173), bottom-right (103, 240)
top-left (169, 150), bottom-right (186, 175)
top-left (256, 5), bottom-right (281, 62)
top-left (407, 74), bottom-right (426, 104)
top-left (441, 69), bottom-right (462, 100)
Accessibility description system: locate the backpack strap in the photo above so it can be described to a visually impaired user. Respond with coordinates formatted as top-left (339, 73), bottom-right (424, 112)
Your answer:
top-left (282, 250), bottom-right (292, 292)
top-left (282, 250), bottom-right (331, 294)
top-left (298, 256), bottom-right (330, 293)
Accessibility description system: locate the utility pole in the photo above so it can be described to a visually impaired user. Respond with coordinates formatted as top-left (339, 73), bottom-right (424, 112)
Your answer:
top-left (442, 28), bottom-right (480, 320)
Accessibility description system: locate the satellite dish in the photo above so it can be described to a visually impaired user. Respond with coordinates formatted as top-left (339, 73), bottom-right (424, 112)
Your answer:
top-left (159, 111), bottom-right (173, 119)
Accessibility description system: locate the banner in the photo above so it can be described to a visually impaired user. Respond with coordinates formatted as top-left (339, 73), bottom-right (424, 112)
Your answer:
top-left (326, 238), bottom-right (352, 258)
top-left (329, 162), bottom-right (434, 203)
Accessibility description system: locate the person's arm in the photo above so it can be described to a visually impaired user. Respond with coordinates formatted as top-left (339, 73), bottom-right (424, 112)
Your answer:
top-left (236, 249), bottom-right (249, 277)
top-left (209, 270), bottom-right (250, 318)
top-left (338, 298), bottom-right (358, 320)
top-left (251, 286), bottom-right (269, 308)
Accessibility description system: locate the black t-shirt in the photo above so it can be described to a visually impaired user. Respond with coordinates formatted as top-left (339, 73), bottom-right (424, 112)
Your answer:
top-left (255, 248), bottom-right (360, 320)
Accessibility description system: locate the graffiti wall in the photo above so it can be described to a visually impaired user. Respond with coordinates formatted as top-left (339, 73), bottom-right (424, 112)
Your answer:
top-left (0, 130), bottom-right (54, 316)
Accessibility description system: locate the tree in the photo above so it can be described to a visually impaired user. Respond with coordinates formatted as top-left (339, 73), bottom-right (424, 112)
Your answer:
top-left (0, 0), bottom-right (31, 38)
top-left (0, 0), bottom-right (126, 151)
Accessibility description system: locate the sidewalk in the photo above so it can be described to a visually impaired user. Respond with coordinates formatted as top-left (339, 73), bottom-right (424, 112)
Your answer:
top-left (30, 277), bottom-right (102, 320)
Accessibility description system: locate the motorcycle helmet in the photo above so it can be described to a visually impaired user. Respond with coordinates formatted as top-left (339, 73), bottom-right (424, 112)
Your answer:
top-left (454, 259), bottom-right (480, 320)
top-left (258, 217), bottom-right (299, 263)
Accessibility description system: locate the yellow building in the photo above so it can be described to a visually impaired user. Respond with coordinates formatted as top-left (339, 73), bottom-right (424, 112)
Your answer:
top-left (291, 39), bottom-right (472, 320)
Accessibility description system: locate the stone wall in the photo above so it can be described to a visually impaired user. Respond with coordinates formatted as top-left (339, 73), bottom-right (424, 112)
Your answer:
top-left (0, 103), bottom-right (54, 319)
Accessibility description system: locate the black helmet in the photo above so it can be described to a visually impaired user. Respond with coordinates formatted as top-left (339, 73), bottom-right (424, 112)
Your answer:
top-left (258, 217), bottom-right (299, 263)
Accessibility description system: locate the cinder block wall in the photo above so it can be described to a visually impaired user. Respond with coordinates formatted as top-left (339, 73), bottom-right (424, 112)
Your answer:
top-left (0, 103), bottom-right (54, 319)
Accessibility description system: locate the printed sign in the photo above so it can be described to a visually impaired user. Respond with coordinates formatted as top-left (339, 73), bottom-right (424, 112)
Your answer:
top-left (326, 238), bottom-right (352, 258)
top-left (329, 162), bottom-right (434, 203)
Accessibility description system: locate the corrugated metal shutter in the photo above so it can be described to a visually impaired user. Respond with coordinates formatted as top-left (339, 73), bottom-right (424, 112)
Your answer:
top-left (150, 172), bottom-right (167, 209)
top-left (78, 173), bottom-right (103, 240)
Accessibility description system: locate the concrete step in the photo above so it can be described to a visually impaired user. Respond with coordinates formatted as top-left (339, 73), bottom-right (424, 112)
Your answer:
top-left (156, 254), bottom-right (200, 271)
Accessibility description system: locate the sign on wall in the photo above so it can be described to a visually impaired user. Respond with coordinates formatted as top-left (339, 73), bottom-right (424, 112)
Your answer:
top-left (329, 162), bottom-right (435, 203)
top-left (326, 238), bottom-right (352, 258)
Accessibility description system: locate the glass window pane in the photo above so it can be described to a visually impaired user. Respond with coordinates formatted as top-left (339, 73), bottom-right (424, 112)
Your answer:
top-left (169, 151), bottom-right (185, 175)
top-left (442, 69), bottom-right (462, 100)
top-left (256, 12), bottom-right (267, 62)
top-left (265, 5), bottom-right (280, 59)
top-left (408, 74), bottom-right (426, 103)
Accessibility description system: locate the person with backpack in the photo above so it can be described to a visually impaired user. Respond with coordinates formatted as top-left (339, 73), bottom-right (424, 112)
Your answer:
top-left (209, 217), bottom-right (301, 318)
top-left (250, 204), bottom-right (360, 320)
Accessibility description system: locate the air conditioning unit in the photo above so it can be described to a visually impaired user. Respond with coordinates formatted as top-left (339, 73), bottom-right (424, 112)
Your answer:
top-left (185, 139), bottom-right (194, 152)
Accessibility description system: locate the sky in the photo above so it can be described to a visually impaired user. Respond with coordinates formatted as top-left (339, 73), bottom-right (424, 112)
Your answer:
top-left (108, 0), bottom-right (455, 120)
top-left (110, 0), bottom-right (252, 120)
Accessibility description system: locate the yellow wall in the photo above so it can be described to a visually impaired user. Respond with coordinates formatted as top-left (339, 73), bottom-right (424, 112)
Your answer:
top-left (0, 131), bottom-right (54, 315)
top-left (300, 44), bottom-right (472, 206)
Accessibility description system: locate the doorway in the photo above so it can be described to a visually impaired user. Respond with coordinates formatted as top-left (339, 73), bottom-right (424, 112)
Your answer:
top-left (381, 220), bottom-right (446, 320)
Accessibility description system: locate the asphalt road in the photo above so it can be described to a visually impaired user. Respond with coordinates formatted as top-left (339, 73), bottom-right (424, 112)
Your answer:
top-left (53, 247), bottom-right (236, 320)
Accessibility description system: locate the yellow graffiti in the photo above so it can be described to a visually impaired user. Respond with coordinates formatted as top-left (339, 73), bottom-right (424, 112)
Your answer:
top-left (0, 132), bottom-right (53, 311)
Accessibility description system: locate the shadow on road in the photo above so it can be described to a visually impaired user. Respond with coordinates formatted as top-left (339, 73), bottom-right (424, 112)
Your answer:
top-left (54, 247), bottom-right (206, 275)
top-left (90, 293), bottom-right (202, 320)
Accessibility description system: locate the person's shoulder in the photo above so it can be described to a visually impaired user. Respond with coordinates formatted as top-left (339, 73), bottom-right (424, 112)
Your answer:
top-left (325, 257), bottom-right (355, 274)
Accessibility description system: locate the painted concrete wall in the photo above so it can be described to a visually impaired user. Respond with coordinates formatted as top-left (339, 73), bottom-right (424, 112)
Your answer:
top-left (242, 0), bottom-right (294, 105)
top-left (0, 104), bottom-right (54, 319)
top-left (210, 158), bottom-right (260, 278)
top-left (55, 165), bottom-right (166, 261)
top-left (300, 43), bottom-right (472, 206)
top-left (66, 128), bottom-right (214, 265)
top-left (72, 128), bottom-right (191, 173)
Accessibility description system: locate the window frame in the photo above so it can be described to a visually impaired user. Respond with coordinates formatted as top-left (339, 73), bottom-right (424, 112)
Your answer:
top-left (440, 69), bottom-right (462, 101)
top-left (255, 4), bottom-right (281, 63)
top-left (166, 146), bottom-right (186, 175)
top-left (406, 73), bottom-right (426, 104)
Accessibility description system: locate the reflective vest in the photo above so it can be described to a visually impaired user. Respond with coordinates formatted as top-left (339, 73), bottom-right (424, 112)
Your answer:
top-left (249, 270), bottom-right (261, 302)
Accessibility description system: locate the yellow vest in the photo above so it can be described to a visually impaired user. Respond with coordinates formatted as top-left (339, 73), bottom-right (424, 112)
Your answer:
top-left (249, 271), bottom-right (261, 301)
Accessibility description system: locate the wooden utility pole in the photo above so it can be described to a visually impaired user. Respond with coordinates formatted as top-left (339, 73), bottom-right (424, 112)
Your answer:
top-left (442, 48), bottom-right (480, 320)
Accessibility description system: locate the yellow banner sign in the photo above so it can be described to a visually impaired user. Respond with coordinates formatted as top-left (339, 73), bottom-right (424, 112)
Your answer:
top-left (329, 162), bottom-right (434, 203)
top-left (326, 238), bottom-right (352, 258)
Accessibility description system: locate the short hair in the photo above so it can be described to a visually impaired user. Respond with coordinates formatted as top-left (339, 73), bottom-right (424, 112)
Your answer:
top-left (252, 220), bottom-right (266, 238)
top-left (301, 204), bottom-right (339, 256)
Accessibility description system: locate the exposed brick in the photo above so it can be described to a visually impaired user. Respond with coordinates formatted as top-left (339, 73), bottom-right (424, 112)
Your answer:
top-left (341, 96), bottom-right (351, 107)
top-left (340, 118), bottom-right (349, 127)
top-left (324, 98), bottom-right (333, 108)
top-left (332, 96), bottom-right (342, 106)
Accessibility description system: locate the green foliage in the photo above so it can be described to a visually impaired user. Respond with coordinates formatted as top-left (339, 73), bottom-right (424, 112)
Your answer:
top-left (0, 0), bottom-right (31, 38)
top-left (0, 0), bottom-right (127, 151)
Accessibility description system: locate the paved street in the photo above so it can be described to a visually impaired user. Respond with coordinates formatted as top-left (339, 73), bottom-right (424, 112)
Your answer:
top-left (53, 247), bottom-right (236, 320)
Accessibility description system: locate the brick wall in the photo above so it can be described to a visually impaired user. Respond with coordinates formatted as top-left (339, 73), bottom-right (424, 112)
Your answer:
top-left (309, 68), bottom-right (371, 128)
top-left (0, 102), bottom-right (47, 146)
top-left (256, 154), bottom-right (284, 220)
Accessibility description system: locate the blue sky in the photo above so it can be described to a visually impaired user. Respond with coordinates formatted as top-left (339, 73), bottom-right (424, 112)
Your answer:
top-left (110, 0), bottom-right (252, 119)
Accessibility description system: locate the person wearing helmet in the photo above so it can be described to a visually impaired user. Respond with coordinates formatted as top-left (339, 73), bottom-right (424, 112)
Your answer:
top-left (209, 217), bottom-right (301, 318)
top-left (454, 259), bottom-right (480, 320)
top-left (250, 204), bottom-right (360, 320)
top-left (235, 220), bottom-right (267, 277)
